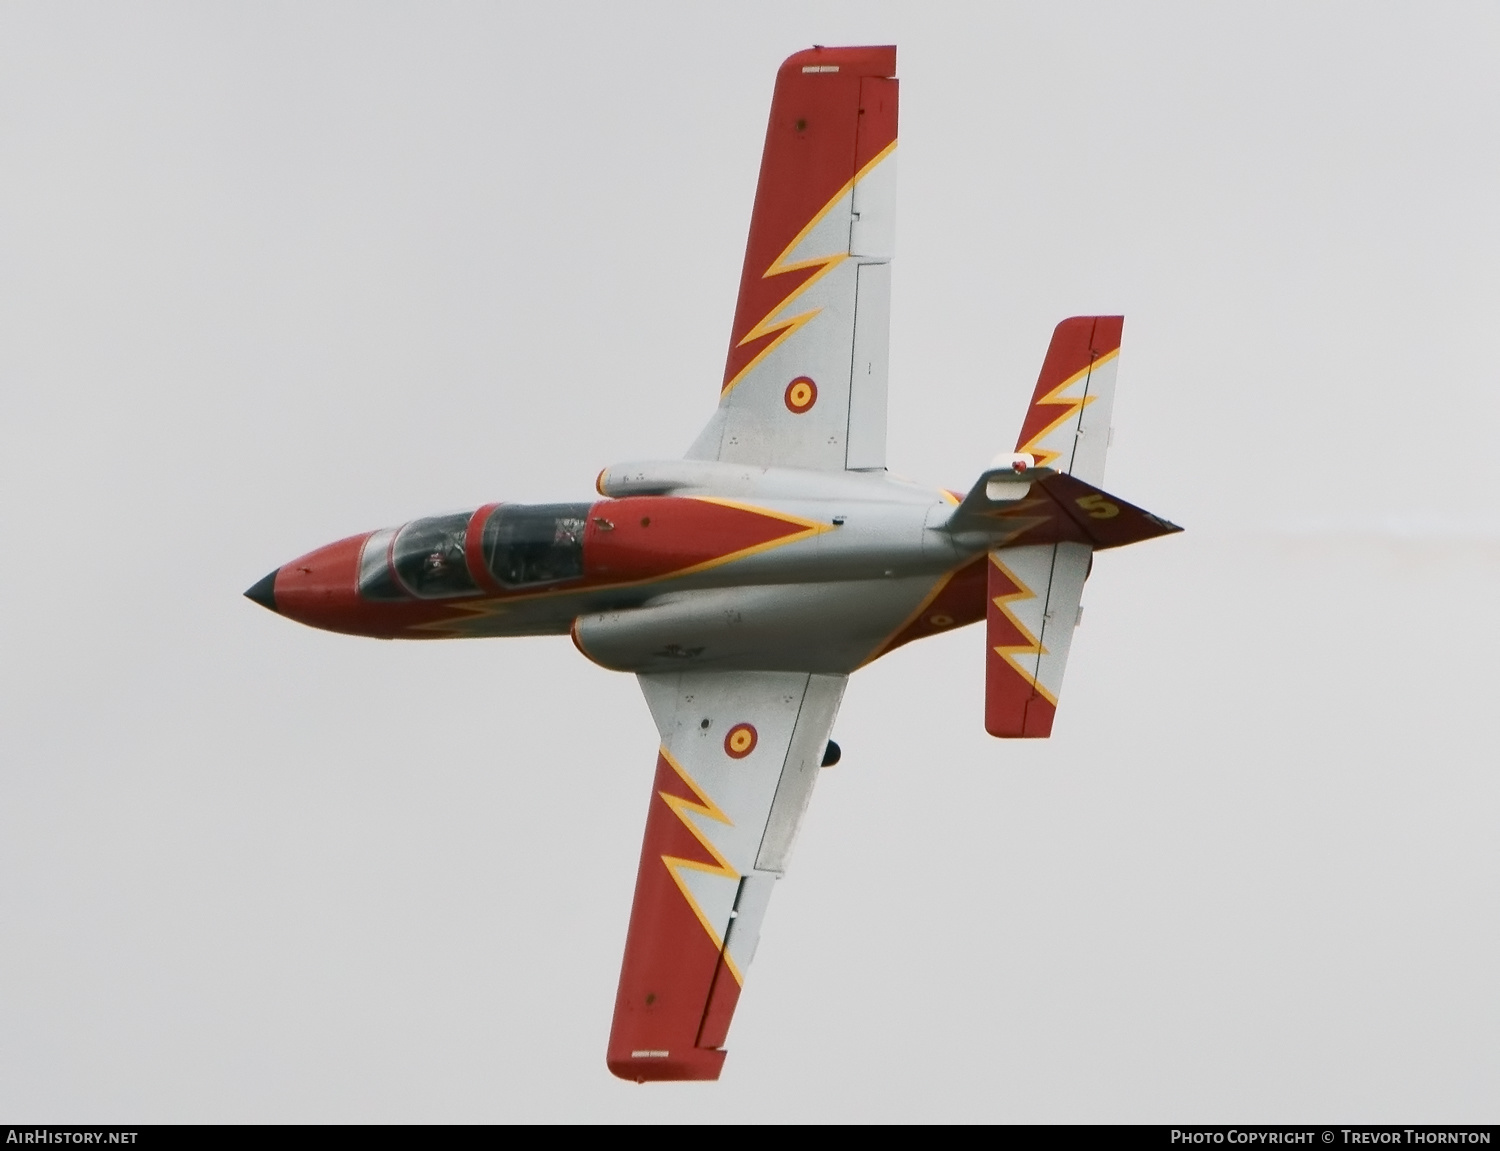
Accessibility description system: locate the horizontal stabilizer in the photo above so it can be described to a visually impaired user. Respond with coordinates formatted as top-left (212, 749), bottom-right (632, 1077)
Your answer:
top-left (986, 543), bottom-right (1090, 738)
top-left (1016, 316), bottom-right (1122, 486)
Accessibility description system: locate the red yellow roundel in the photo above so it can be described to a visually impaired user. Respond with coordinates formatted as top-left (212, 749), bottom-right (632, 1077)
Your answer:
top-left (724, 723), bottom-right (758, 758)
top-left (784, 376), bottom-right (818, 414)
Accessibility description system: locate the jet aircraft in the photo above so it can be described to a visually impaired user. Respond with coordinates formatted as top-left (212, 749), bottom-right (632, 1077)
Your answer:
top-left (246, 44), bottom-right (1180, 1082)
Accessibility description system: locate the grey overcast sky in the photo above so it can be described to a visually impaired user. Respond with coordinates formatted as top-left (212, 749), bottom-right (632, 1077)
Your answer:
top-left (2, 1), bottom-right (1497, 1123)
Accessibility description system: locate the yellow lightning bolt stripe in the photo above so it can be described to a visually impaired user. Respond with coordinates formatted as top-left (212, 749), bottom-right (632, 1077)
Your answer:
top-left (721, 140), bottom-right (898, 396)
top-left (1018, 347), bottom-right (1119, 470)
top-left (674, 498), bottom-right (833, 574)
top-left (988, 551), bottom-right (1058, 706)
top-left (408, 500), bottom-right (834, 636)
top-left (657, 747), bottom-right (746, 986)
top-left (408, 597), bottom-right (514, 635)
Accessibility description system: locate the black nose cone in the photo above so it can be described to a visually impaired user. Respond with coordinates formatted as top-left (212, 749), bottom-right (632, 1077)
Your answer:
top-left (244, 569), bottom-right (279, 613)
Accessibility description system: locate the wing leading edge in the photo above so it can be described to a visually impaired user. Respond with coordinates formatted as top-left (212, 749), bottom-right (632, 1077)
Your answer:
top-left (687, 45), bottom-right (897, 472)
top-left (607, 670), bottom-right (845, 1081)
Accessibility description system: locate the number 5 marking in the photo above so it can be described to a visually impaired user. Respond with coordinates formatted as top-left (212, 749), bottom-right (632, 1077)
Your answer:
top-left (1076, 493), bottom-right (1120, 519)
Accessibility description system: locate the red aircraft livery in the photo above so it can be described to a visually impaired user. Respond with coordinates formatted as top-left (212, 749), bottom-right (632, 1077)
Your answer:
top-left (247, 46), bottom-right (1180, 1081)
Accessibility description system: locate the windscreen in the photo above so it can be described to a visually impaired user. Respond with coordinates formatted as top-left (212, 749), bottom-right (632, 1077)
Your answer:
top-left (391, 512), bottom-right (479, 598)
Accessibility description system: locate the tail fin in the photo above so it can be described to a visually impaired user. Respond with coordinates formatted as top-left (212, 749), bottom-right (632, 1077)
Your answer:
top-left (1015, 316), bottom-right (1121, 487)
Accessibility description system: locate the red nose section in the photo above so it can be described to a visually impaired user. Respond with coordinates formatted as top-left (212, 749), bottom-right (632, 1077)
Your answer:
top-left (270, 533), bottom-right (370, 634)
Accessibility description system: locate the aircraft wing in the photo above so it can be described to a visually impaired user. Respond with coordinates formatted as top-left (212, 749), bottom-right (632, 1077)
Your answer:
top-left (686, 45), bottom-right (898, 472)
top-left (606, 669), bottom-right (846, 1081)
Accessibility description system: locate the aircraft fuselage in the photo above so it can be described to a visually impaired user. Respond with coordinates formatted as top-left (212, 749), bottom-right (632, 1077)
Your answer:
top-left (248, 462), bottom-right (990, 674)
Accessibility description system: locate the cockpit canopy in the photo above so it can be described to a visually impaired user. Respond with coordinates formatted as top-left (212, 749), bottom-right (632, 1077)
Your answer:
top-left (358, 503), bottom-right (592, 600)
